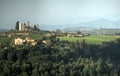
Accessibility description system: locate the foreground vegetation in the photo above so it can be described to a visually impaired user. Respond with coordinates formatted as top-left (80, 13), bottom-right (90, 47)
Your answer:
top-left (59, 35), bottom-right (120, 44)
top-left (0, 33), bottom-right (120, 76)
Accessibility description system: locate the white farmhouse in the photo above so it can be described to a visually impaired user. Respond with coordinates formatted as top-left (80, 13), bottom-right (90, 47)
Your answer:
top-left (14, 38), bottom-right (23, 45)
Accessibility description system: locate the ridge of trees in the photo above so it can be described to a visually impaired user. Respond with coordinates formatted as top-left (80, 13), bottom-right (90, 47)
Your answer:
top-left (0, 35), bottom-right (120, 76)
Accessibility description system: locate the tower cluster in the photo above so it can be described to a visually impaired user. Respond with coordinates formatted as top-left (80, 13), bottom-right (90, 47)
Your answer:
top-left (15, 21), bottom-right (32, 31)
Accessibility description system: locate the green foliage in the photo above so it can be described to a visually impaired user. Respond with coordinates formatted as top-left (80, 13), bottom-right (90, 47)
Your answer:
top-left (59, 35), bottom-right (120, 44)
top-left (0, 34), bottom-right (120, 76)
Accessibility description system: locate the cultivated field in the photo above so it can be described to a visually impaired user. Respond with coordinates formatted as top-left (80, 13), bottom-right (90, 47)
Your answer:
top-left (59, 35), bottom-right (120, 44)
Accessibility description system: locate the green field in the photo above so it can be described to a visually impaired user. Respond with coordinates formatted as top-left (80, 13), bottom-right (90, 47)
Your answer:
top-left (59, 35), bottom-right (120, 44)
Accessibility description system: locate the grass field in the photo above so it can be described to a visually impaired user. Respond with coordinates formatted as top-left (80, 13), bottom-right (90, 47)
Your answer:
top-left (59, 35), bottom-right (120, 44)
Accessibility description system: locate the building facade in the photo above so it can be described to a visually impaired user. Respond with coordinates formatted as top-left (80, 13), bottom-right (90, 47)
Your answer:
top-left (15, 21), bottom-right (31, 31)
top-left (14, 38), bottom-right (23, 45)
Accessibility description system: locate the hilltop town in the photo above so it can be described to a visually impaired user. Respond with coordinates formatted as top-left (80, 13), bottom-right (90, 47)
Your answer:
top-left (0, 21), bottom-right (86, 47)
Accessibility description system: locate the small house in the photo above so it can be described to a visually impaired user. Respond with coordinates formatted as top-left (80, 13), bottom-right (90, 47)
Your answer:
top-left (14, 38), bottom-right (23, 45)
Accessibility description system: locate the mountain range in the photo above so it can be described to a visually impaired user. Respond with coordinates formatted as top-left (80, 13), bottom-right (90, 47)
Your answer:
top-left (41, 19), bottom-right (120, 32)
top-left (0, 29), bottom-right (9, 32)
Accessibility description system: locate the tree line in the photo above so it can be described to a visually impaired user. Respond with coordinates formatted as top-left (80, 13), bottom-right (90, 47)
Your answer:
top-left (0, 36), bottom-right (120, 76)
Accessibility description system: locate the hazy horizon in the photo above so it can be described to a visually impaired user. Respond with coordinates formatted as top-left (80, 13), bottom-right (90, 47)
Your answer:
top-left (0, 0), bottom-right (120, 29)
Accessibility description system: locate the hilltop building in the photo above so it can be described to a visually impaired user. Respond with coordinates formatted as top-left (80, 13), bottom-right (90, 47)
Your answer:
top-left (16, 21), bottom-right (25, 31)
top-left (15, 21), bottom-right (32, 31)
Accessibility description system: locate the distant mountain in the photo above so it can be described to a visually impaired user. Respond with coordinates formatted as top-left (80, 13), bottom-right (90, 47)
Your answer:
top-left (41, 19), bottom-right (120, 31)
top-left (62, 27), bottom-right (98, 35)
top-left (40, 25), bottom-right (66, 31)
top-left (62, 19), bottom-right (120, 32)
top-left (85, 19), bottom-right (120, 28)
top-left (0, 29), bottom-right (9, 32)
top-left (65, 19), bottom-right (120, 28)
top-left (40, 24), bottom-right (76, 31)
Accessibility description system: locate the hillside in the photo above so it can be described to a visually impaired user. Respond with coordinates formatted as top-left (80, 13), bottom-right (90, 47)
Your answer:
top-left (59, 35), bottom-right (120, 44)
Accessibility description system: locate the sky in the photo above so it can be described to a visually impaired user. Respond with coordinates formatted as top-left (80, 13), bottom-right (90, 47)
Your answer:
top-left (0, 0), bottom-right (120, 29)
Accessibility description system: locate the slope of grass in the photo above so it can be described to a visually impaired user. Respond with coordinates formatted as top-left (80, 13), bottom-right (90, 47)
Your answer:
top-left (59, 35), bottom-right (120, 44)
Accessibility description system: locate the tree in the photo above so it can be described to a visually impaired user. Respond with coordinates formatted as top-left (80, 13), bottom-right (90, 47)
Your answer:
top-left (31, 68), bottom-right (39, 76)
top-left (77, 31), bottom-right (81, 34)
top-left (96, 58), bottom-right (104, 76)
top-left (83, 64), bottom-right (89, 76)
top-left (50, 69), bottom-right (56, 76)
top-left (34, 24), bottom-right (40, 31)
top-left (7, 52), bottom-right (17, 62)
top-left (3, 64), bottom-right (11, 76)
top-left (59, 65), bottom-right (66, 76)
top-left (44, 71), bottom-right (49, 76)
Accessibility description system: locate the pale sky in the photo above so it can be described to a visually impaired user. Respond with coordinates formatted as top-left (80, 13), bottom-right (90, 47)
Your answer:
top-left (0, 0), bottom-right (120, 29)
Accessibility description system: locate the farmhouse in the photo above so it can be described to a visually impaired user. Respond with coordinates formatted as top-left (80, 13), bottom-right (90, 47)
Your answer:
top-left (25, 37), bottom-right (37, 46)
top-left (42, 40), bottom-right (51, 44)
top-left (14, 37), bottom-right (37, 46)
top-left (67, 33), bottom-right (84, 37)
top-left (14, 37), bottom-right (23, 45)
